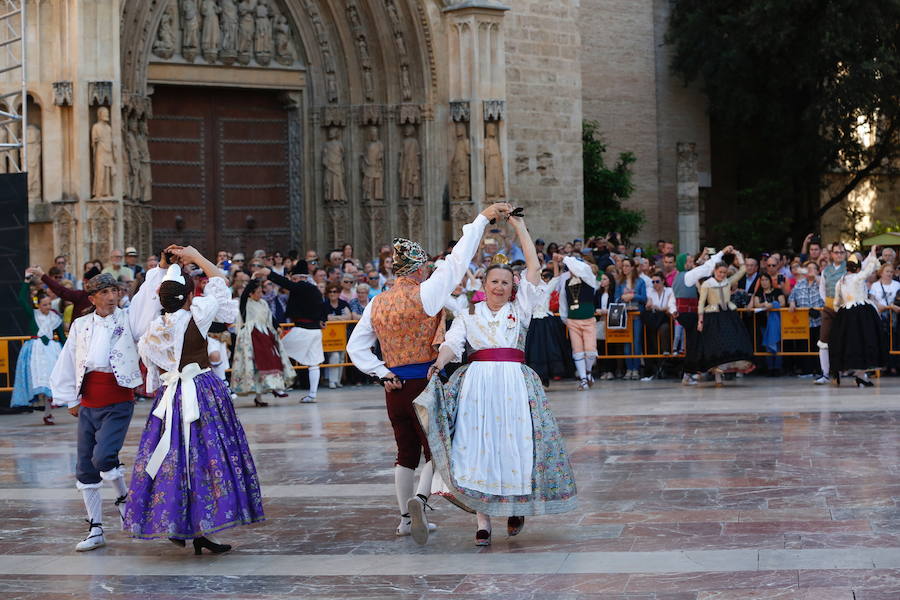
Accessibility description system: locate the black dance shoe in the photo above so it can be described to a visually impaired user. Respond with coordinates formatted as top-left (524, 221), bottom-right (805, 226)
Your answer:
top-left (507, 516), bottom-right (525, 537)
top-left (193, 536), bottom-right (232, 555)
top-left (475, 529), bottom-right (491, 546)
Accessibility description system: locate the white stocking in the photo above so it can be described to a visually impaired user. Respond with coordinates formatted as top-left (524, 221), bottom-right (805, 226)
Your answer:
top-left (573, 352), bottom-right (586, 380)
top-left (416, 461), bottom-right (434, 499)
top-left (79, 485), bottom-right (103, 529)
top-left (818, 342), bottom-right (830, 376)
top-left (308, 366), bottom-right (320, 398)
top-left (585, 353), bottom-right (597, 375)
top-left (394, 465), bottom-right (415, 516)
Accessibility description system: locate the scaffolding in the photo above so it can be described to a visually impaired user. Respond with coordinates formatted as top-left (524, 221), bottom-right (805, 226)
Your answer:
top-left (0, 0), bottom-right (25, 173)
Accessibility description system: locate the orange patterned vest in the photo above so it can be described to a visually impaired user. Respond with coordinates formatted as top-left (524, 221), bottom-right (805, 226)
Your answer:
top-left (369, 277), bottom-right (445, 368)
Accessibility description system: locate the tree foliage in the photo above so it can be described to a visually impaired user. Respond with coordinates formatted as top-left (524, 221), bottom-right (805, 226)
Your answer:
top-left (582, 120), bottom-right (645, 243)
top-left (666, 0), bottom-right (900, 240)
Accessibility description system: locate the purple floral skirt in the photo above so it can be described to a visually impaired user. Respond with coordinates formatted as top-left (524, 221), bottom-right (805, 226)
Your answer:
top-left (124, 371), bottom-right (265, 540)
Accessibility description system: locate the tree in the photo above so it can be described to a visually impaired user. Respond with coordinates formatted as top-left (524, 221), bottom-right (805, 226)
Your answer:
top-left (582, 120), bottom-right (645, 243)
top-left (666, 0), bottom-right (900, 243)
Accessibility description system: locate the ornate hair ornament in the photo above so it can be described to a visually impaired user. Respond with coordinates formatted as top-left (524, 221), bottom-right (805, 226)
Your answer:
top-left (162, 264), bottom-right (186, 285)
top-left (847, 253), bottom-right (860, 265)
top-left (392, 237), bottom-right (428, 276)
top-left (490, 253), bottom-right (510, 266)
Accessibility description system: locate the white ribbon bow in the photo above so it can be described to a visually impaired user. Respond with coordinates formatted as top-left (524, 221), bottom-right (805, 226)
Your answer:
top-left (144, 362), bottom-right (209, 488)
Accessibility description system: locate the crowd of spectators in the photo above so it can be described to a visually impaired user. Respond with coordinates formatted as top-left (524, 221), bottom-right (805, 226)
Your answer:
top-left (20, 228), bottom-right (900, 388)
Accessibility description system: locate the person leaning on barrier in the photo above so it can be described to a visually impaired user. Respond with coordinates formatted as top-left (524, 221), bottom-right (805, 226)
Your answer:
top-left (789, 262), bottom-right (825, 378)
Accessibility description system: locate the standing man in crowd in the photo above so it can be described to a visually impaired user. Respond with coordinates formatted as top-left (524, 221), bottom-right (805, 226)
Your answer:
top-left (739, 257), bottom-right (760, 294)
top-left (124, 247), bottom-right (143, 278)
top-left (101, 249), bottom-right (134, 283)
top-left (816, 242), bottom-right (847, 385)
top-left (347, 202), bottom-right (510, 545)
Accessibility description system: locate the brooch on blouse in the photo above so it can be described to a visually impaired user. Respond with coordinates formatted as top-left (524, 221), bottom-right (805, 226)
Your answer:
top-left (507, 313), bottom-right (517, 329)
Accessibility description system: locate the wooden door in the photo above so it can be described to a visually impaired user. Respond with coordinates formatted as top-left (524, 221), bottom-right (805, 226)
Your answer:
top-left (148, 85), bottom-right (291, 257)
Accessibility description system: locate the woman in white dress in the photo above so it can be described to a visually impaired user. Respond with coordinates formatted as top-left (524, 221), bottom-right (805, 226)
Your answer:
top-left (417, 215), bottom-right (577, 546)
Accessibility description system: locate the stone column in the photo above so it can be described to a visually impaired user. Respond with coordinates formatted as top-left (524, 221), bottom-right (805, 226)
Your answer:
top-left (444, 1), bottom-right (510, 232)
top-left (282, 91), bottom-right (304, 253)
top-left (676, 142), bottom-right (700, 253)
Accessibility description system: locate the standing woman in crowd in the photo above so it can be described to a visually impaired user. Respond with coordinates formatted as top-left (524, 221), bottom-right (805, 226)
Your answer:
top-left (525, 266), bottom-right (573, 389)
top-left (125, 245), bottom-right (264, 554)
top-left (696, 252), bottom-right (755, 386)
top-left (323, 282), bottom-right (352, 388)
top-left (12, 271), bottom-right (65, 424)
top-left (751, 273), bottom-right (785, 375)
top-left (870, 262), bottom-right (900, 375)
top-left (231, 278), bottom-right (295, 406)
top-left (829, 246), bottom-right (886, 386)
top-left (595, 271), bottom-right (616, 380)
top-left (421, 213), bottom-right (577, 547)
top-left (614, 258), bottom-right (646, 380)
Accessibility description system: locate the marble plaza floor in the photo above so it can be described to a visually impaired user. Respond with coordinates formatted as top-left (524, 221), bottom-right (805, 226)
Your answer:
top-left (3, 377), bottom-right (900, 599)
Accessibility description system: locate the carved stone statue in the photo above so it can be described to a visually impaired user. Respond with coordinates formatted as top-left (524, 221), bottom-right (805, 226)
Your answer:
top-left (200, 0), bottom-right (221, 63)
top-left (400, 64), bottom-right (412, 101)
top-left (139, 119), bottom-right (153, 202)
top-left (399, 124), bottom-right (421, 201)
top-left (450, 122), bottom-right (470, 203)
top-left (26, 124), bottom-right (41, 202)
top-left (322, 127), bottom-right (346, 203)
top-left (181, 0), bottom-right (201, 62)
top-left (273, 15), bottom-right (293, 65)
top-left (91, 107), bottom-right (115, 198)
top-left (237, 0), bottom-right (256, 65)
top-left (152, 3), bottom-right (177, 59)
top-left (254, 0), bottom-right (273, 65)
top-left (325, 73), bottom-right (338, 103)
top-left (484, 121), bottom-right (505, 201)
top-left (361, 126), bottom-right (384, 203)
top-left (126, 117), bottom-right (142, 200)
top-left (220, 0), bottom-right (239, 63)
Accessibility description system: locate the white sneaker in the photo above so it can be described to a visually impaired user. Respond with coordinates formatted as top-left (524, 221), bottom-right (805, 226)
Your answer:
top-left (75, 523), bottom-right (105, 552)
top-left (640, 375), bottom-right (654, 382)
top-left (682, 375), bottom-right (698, 386)
top-left (328, 381), bottom-right (337, 389)
top-left (300, 395), bottom-right (317, 404)
top-left (406, 495), bottom-right (432, 546)
top-left (815, 376), bottom-right (830, 385)
top-left (577, 379), bottom-right (590, 391)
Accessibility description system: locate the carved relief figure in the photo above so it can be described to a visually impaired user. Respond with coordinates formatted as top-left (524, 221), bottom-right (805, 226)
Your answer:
top-left (399, 124), bottom-right (421, 201)
top-left (322, 127), bottom-right (346, 203)
top-left (325, 73), bottom-right (338, 103)
top-left (450, 122), bottom-right (470, 203)
top-left (273, 15), bottom-right (294, 65)
top-left (237, 0), bottom-right (256, 65)
top-left (220, 0), bottom-right (239, 62)
top-left (200, 0), bottom-right (221, 63)
top-left (180, 0), bottom-right (201, 62)
top-left (152, 3), bottom-right (177, 59)
top-left (126, 117), bottom-right (142, 200)
top-left (91, 107), bottom-right (115, 198)
top-left (26, 124), bottom-right (41, 202)
top-left (361, 126), bottom-right (384, 203)
top-left (254, 0), bottom-right (273, 65)
top-left (400, 64), bottom-right (412, 101)
top-left (139, 119), bottom-right (152, 202)
top-left (484, 122), bottom-right (506, 201)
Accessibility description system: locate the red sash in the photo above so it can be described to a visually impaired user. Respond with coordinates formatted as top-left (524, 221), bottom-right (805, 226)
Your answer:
top-left (676, 298), bottom-right (699, 314)
top-left (80, 371), bottom-right (134, 408)
top-left (468, 348), bottom-right (526, 363)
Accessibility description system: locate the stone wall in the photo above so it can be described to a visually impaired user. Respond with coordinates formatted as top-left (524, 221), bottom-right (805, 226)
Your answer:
top-left (504, 0), bottom-right (584, 243)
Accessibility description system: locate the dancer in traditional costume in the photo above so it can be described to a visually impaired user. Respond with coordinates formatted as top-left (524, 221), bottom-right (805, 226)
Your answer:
top-left (525, 268), bottom-right (573, 389)
top-left (258, 264), bottom-right (326, 403)
top-left (347, 202), bottom-right (511, 544)
top-left (417, 214), bottom-right (577, 546)
top-left (556, 254), bottom-right (599, 390)
top-left (673, 247), bottom-right (731, 385)
top-left (815, 242), bottom-right (847, 385)
top-left (50, 268), bottom-right (162, 551)
top-left (125, 245), bottom-right (264, 554)
top-left (695, 251), bottom-right (755, 386)
top-left (12, 274), bottom-right (65, 424)
top-left (230, 277), bottom-right (295, 406)
top-left (829, 246), bottom-right (886, 387)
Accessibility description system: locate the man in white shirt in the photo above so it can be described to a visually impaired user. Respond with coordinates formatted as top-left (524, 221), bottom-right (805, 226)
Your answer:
top-left (51, 267), bottom-right (163, 552)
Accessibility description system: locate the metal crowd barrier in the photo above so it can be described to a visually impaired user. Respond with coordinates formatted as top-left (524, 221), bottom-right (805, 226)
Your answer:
top-left (2, 308), bottom-right (898, 392)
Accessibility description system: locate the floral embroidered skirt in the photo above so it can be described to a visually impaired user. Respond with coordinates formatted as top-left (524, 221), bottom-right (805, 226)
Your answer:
top-left (124, 371), bottom-right (265, 539)
top-left (414, 366), bottom-right (577, 517)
